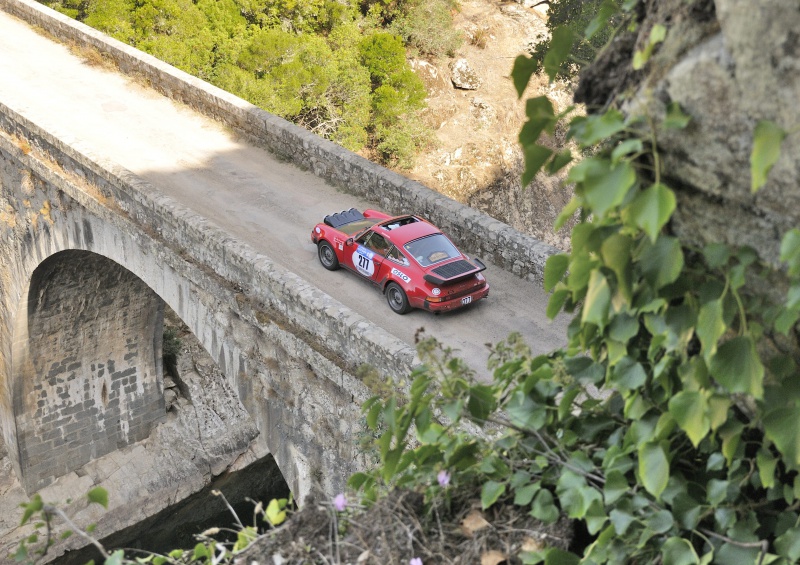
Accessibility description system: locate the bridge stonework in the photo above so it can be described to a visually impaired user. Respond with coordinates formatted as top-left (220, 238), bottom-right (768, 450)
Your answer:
top-left (0, 102), bottom-right (414, 500)
top-left (18, 250), bottom-right (166, 492)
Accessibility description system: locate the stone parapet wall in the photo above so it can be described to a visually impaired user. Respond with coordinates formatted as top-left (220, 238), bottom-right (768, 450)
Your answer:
top-left (0, 0), bottom-right (558, 283)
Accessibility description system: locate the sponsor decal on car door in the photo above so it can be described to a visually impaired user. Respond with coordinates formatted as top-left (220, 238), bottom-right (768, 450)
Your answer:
top-left (391, 268), bottom-right (411, 283)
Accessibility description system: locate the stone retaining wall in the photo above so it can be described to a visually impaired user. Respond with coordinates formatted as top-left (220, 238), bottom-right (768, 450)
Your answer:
top-left (0, 0), bottom-right (559, 283)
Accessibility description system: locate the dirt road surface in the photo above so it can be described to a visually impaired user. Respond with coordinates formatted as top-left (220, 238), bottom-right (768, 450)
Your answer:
top-left (0, 10), bottom-right (570, 379)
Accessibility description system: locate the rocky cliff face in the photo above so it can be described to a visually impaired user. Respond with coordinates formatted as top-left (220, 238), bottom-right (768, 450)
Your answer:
top-left (408, 0), bottom-right (576, 251)
top-left (576, 0), bottom-right (799, 270)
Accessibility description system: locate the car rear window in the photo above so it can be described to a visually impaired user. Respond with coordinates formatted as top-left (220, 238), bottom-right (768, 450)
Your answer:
top-left (404, 234), bottom-right (460, 267)
top-left (339, 219), bottom-right (379, 235)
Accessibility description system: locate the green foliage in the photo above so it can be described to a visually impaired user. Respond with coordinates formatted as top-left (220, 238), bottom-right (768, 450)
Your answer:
top-left (751, 120), bottom-right (787, 192)
top-left (234, 0), bottom-right (357, 34)
top-left (387, 0), bottom-right (463, 57)
top-left (529, 0), bottom-right (630, 80)
top-left (353, 14), bottom-right (800, 564)
top-left (13, 488), bottom-right (293, 564)
top-left (42, 0), bottom-right (446, 166)
top-left (357, 32), bottom-right (429, 167)
top-left (632, 23), bottom-right (667, 70)
top-left (358, 32), bottom-right (408, 86)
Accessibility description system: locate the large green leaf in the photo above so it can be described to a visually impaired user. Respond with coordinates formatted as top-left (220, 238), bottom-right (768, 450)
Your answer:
top-left (557, 470), bottom-right (602, 519)
top-left (573, 158), bottom-right (636, 218)
top-left (612, 138), bottom-right (644, 163)
top-left (764, 406), bottom-right (800, 468)
top-left (662, 537), bottom-right (700, 565)
top-left (581, 270), bottom-right (611, 329)
top-left (610, 357), bottom-right (647, 391)
top-left (105, 550), bottom-right (125, 565)
top-left (603, 471), bottom-right (629, 505)
top-left (776, 526), bottom-right (800, 561)
top-left (709, 336), bottom-right (764, 398)
top-left (757, 449), bottom-right (778, 489)
top-left (601, 233), bottom-right (633, 301)
top-left (521, 96), bottom-right (556, 139)
top-left (781, 228), bottom-right (800, 278)
top-left (467, 384), bottom-right (496, 422)
top-left (544, 254), bottom-right (570, 292)
top-left (511, 54), bottom-right (538, 98)
top-left (627, 183), bottom-right (676, 242)
top-left (585, 0), bottom-right (619, 39)
top-left (609, 508), bottom-right (636, 535)
top-left (696, 299), bottom-right (726, 361)
top-left (481, 480), bottom-right (506, 509)
top-left (531, 488), bottom-right (560, 523)
top-left (639, 442), bottom-right (669, 499)
top-left (637, 236), bottom-right (685, 289)
top-left (521, 144), bottom-right (554, 187)
top-left (546, 287), bottom-right (570, 320)
top-left (544, 548), bottom-right (580, 565)
top-left (543, 26), bottom-right (575, 81)
top-left (577, 110), bottom-right (626, 146)
top-left (668, 391), bottom-right (709, 447)
top-left (663, 102), bottom-right (691, 130)
top-left (750, 120), bottom-right (786, 192)
top-left (514, 483), bottom-right (540, 506)
top-left (507, 391), bottom-right (547, 430)
top-left (632, 24), bottom-right (666, 70)
top-left (645, 509), bottom-right (674, 534)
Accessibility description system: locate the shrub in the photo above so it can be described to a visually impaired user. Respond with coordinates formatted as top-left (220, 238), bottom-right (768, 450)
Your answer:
top-left (352, 4), bottom-right (800, 563)
top-left (388, 0), bottom-right (463, 57)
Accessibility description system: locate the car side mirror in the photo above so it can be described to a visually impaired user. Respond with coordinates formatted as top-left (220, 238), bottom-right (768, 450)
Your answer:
top-left (345, 238), bottom-right (354, 247)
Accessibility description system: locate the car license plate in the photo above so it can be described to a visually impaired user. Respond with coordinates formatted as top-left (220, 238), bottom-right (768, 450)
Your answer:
top-left (461, 296), bottom-right (472, 305)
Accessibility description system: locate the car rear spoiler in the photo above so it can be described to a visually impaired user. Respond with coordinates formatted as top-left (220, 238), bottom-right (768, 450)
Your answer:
top-left (423, 258), bottom-right (487, 286)
top-left (324, 208), bottom-right (365, 228)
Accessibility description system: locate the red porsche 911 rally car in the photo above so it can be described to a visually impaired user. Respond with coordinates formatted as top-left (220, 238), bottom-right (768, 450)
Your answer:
top-left (311, 208), bottom-right (489, 314)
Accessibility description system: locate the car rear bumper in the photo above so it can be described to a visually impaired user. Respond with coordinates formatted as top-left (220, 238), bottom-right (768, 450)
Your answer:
top-left (422, 285), bottom-right (490, 312)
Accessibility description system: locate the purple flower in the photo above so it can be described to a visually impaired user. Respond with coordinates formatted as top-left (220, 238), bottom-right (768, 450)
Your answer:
top-left (437, 470), bottom-right (450, 487)
top-left (333, 493), bottom-right (347, 512)
top-left (410, 559), bottom-right (423, 565)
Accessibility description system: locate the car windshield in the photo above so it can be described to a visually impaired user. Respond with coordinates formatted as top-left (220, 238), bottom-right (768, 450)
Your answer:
top-left (404, 234), bottom-right (461, 267)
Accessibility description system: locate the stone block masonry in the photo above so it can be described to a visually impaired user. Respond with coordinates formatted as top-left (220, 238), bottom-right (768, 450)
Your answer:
top-left (17, 250), bottom-right (165, 492)
top-left (0, 0), bottom-right (560, 284)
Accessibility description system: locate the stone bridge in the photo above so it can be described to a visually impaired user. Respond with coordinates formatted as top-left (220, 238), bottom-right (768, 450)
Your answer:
top-left (0, 0), bottom-right (562, 554)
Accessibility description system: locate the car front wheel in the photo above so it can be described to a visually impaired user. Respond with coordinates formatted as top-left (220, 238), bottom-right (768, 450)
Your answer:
top-left (318, 241), bottom-right (339, 271)
top-left (386, 282), bottom-right (411, 314)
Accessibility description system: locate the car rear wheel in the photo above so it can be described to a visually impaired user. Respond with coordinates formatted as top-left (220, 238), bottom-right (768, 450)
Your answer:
top-left (318, 241), bottom-right (339, 271)
top-left (386, 282), bottom-right (411, 314)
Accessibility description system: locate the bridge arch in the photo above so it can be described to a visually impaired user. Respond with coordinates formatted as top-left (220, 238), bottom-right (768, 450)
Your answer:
top-left (10, 249), bottom-right (166, 492)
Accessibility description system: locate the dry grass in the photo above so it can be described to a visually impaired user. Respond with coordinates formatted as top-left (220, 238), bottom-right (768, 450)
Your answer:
top-left (67, 42), bottom-right (116, 70)
top-left (240, 486), bottom-right (573, 564)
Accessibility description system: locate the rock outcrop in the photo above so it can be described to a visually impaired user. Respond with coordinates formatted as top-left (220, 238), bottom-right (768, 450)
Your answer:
top-left (577, 0), bottom-right (800, 269)
top-left (409, 0), bottom-right (576, 251)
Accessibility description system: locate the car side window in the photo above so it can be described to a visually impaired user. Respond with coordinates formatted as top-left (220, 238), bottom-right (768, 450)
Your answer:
top-left (386, 246), bottom-right (410, 266)
top-left (357, 231), bottom-right (390, 256)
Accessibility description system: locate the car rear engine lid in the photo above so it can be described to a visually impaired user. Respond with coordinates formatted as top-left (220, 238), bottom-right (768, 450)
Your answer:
top-left (324, 208), bottom-right (365, 228)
